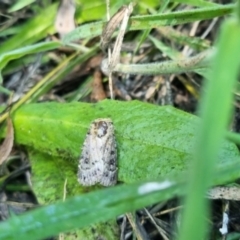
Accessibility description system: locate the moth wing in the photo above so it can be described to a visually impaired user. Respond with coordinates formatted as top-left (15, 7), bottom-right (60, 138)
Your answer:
top-left (78, 131), bottom-right (103, 186)
top-left (99, 134), bottom-right (117, 186)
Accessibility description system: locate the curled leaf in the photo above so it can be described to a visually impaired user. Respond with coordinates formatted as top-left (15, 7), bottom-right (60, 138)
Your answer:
top-left (100, 5), bottom-right (128, 52)
top-left (0, 118), bottom-right (14, 165)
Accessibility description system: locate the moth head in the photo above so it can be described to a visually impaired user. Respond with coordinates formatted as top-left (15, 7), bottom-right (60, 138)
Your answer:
top-left (95, 120), bottom-right (108, 138)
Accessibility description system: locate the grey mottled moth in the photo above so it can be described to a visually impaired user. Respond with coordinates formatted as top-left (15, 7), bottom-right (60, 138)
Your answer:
top-left (78, 118), bottom-right (117, 186)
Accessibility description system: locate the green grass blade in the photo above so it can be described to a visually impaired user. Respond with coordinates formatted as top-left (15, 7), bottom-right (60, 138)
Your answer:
top-left (0, 4), bottom-right (57, 54)
top-left (178, 18), bottom-right (240, 240)
top-left (63, 4), bottom-right (234, 43)
top-left (0, 160), bottom-right (239, 240)
top-left (8, 0), bottom-right (35, 12)
top-left (0, 177), bottom-right (186, 240)
top-left (0, 41), bottom-right (61, 71)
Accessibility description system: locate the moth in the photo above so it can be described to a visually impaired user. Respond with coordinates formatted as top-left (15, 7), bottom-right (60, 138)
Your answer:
top-left (78, 118), bottom-right (117, 186)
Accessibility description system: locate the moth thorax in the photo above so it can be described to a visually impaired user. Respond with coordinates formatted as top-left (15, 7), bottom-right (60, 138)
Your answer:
top-left (95, 121), bottom-right (108, 137)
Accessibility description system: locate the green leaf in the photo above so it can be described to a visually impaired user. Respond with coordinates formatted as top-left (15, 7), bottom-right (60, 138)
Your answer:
top-left (63, 4), bottom-right (234, 43)
top-left (10, 99), bottom-right (235, 239)
top-left (29, 150), bottom-right (120, 239)
top-left (2, 99), bottom-right (240, 239)
top-left (12, 100), bottom-right (239, 185)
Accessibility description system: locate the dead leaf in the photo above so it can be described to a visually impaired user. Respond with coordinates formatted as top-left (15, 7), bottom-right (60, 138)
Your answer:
top-left (91, 70), bottom-right (107, 102)
top-left (100, 3), bottom-right (133, 99)
top-left (109, 3), bottom-right (133, 71)
top-left (55, 0), bottom-right (76, 38)
top-left (100, 5), bottom-right (128, 52)
top-left (0, 118), bottom-right (14, 165)
top-left (100, 3), bottom-right (133, 75)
